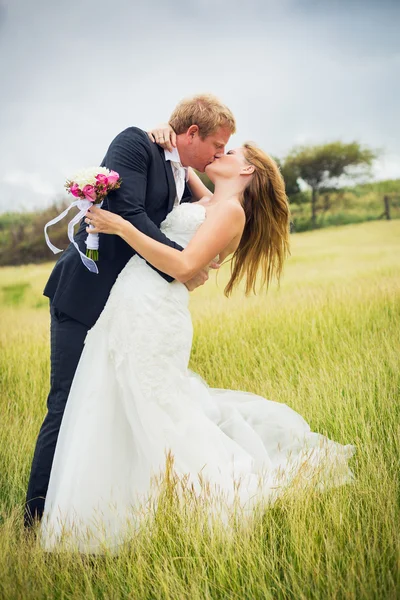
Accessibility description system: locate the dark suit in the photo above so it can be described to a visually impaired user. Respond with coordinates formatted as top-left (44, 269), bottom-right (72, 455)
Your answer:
top-left (25, 127), bottom-right (192, 525)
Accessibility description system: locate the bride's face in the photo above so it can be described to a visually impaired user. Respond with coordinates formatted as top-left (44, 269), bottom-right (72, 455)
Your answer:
top-left (205, 147), bottom-right (254, 182)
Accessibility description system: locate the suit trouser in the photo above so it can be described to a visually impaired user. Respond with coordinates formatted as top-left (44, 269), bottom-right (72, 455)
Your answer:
top-left (24, 302), bottom-right (89, 526)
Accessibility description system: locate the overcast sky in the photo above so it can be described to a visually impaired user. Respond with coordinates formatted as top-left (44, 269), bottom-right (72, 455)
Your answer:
top-left (0, 0), bottom-right (399, 212)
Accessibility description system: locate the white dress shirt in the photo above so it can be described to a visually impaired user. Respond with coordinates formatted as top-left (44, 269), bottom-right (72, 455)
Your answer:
top-left (164, 147), bottom-right (189, 207)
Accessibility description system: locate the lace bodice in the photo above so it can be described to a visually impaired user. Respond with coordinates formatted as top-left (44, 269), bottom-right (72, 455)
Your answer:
top-left (91, 201), bottom-right (209, 371)
top-left (160, 202), bottom-right (207, 248)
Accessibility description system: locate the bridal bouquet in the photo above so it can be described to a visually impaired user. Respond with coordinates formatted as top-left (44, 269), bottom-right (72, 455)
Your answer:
top-left (44, 167), bottom-right (122, 274)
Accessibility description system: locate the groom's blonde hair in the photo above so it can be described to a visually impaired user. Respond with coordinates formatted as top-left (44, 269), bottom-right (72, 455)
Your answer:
top-left (169, 94), bottom-right (236, 139)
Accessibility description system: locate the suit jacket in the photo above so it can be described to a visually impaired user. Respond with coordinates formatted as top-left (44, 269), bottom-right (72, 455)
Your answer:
top-left (43, 126), bottom-right (192, 328)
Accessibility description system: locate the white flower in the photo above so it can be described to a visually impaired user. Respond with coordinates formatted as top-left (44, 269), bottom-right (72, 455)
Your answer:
top-left (69, 167), bottom-right (113, 189)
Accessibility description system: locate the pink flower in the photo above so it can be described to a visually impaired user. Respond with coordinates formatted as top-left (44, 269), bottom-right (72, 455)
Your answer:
top-left (95, 174), bottom-right (108, 186)
top-left (107, 170), bottom-right (120, 185)
top-left (70, 183), bottom-right (81, 198)
top-left (95, 184), bottom-right (107, 198)
top-left (82, 184), bottom-right (97, 202)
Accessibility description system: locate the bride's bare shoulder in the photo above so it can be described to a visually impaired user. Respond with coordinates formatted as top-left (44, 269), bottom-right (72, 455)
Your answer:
top-left (216, 198), bottom-right (245, 223)
top-left (196, 195), bottom-right (213, 205)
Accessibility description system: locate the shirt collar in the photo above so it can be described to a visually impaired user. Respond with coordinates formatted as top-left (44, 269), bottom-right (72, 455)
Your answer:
top-left (164, 146), bottom-right (182, 164)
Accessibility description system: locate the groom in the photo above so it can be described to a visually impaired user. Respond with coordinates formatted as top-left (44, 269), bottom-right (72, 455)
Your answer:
top-left (24, 93), bottom-right (236, 526)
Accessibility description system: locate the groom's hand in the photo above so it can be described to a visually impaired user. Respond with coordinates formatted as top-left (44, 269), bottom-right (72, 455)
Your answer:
top-left (184, 268), bottom-right (209, 291)
top-left (183, 261), bottom-right (220, 292)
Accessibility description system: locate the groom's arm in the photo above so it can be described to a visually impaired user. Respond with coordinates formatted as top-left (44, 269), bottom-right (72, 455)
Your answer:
top-left (102, 127), bottom-right (181, 283)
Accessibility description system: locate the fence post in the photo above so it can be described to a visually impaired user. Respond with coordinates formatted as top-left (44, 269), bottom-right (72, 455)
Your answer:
top-left (384, 195), bottom-right (391, 220)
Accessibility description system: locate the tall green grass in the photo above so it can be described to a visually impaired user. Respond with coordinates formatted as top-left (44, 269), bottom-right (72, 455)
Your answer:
top-left (0, 220), bottom-right (399, 599)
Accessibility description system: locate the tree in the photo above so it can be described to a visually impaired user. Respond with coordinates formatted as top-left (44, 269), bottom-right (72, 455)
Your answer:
top-left (273, 157), bottom-right (301, 199)
top-left (284, 141), bottom-right (377, 226)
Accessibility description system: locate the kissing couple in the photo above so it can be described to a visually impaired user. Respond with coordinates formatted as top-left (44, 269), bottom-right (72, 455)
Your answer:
top-left (25, 94), bottom-right (356, 553)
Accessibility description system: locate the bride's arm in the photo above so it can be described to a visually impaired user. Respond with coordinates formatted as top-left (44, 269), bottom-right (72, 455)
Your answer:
top-left (86, 202), bottom-right (244, 283)
top-left (187, 168), bottom-right (213, 201)
top-left (147, 123), bottom-right (213, 201)
top-left (218, 236), bottom-right (241, 263)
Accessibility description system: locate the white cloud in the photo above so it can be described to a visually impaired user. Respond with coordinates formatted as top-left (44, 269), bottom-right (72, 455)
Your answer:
top-left (373, 154), bottom-right (400, 181)
top-left (1, 171), bottom-right (56, 196)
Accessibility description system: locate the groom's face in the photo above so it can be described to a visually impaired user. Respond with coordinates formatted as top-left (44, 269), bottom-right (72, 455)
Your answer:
top-left (184, 125), bottom-right (231, 172)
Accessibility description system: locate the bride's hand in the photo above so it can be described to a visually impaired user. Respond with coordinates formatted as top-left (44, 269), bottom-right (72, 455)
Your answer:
top-left (147, 123), bottom-right (176, 152)
top-left (85, 205), bottom-right (125, 236)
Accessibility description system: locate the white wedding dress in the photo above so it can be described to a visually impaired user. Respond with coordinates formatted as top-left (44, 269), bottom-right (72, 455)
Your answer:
top-left (40, 202), bottom-right (356, 553)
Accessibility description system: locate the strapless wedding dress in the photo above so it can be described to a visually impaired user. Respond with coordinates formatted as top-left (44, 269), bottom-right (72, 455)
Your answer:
top-left (40, 202), bottom-right (356, 553)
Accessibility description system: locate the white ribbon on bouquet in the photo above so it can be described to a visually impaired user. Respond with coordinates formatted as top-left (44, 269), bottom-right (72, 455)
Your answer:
top-left (44, 199), bottom-right (103, 274)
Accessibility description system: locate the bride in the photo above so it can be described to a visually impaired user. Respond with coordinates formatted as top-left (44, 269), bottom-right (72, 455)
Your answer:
top-left (40, 142), bottom-right (356, 553)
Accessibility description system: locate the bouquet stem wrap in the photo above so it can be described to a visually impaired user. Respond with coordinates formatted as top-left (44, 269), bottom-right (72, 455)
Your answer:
top-left (84, 200), bottom-right (103, 262)
top-left (44, 199), bottom-right (100, 274)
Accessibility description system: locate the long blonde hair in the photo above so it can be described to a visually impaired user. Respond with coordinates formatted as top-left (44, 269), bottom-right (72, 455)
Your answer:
top-left (224, 143), bottom-right (291, 297)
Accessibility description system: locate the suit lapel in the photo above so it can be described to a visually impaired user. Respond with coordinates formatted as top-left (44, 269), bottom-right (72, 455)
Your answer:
top-left (158, 145), bottom-right (177, 212)
top-left (180, 182), bottom-right (193, 203)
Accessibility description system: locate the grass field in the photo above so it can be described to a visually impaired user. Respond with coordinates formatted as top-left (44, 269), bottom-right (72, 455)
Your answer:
top-left (0, 220), bottom-right (399, 599)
